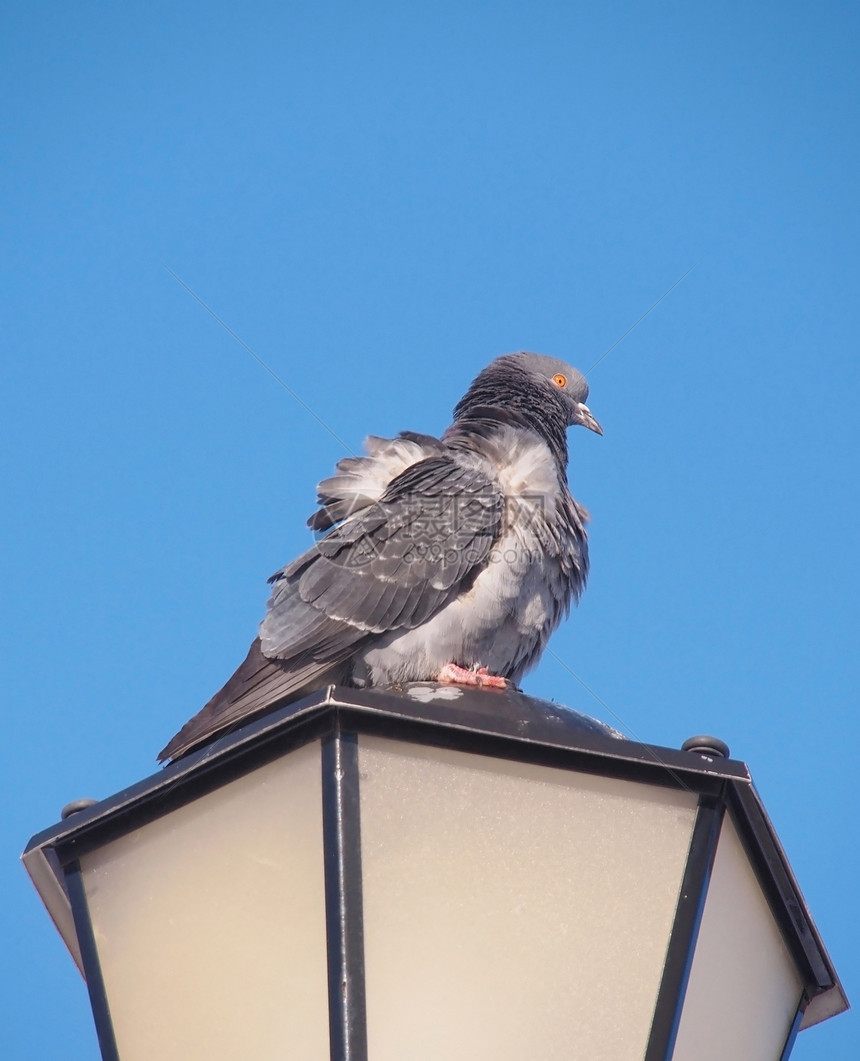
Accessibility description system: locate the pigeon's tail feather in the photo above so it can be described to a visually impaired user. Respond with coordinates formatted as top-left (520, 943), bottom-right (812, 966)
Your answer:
top-left (157, 639), bottom-right (347, 762)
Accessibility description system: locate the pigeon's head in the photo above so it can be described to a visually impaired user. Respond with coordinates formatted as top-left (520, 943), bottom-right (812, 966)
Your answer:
top-left (504, 352), bottom-right (602, 435)
top-left (453, 352), bottom-right (602, 464)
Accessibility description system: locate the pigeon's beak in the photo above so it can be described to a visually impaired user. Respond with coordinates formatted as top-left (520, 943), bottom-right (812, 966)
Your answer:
top-left (575, 403), bottom-right (603, 435)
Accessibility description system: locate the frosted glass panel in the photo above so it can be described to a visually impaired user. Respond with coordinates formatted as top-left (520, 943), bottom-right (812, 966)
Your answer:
top-left (358, 736), bottom-right (699, 1061)
top-left (673, 814), bottom-right (803, 1061)
top-left (80, 741), bottom-right (329, 1061)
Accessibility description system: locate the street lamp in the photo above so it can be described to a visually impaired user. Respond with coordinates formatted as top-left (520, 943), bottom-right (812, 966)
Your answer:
top-left (23, 684), bottom-right (847, 1060)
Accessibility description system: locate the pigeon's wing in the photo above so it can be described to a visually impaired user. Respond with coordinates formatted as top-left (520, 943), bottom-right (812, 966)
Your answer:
top-left (158, 455), bottom-right (502, 761)
top-left (263, 454), bottom-right (504, 653)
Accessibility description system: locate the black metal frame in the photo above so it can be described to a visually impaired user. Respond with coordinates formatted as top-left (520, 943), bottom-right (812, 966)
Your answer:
top-left (65, 863), bottom-right (121, 1061)
top-left (778, 1005), bottom-right (805, 1061)
top-left (322, 727), bottom-right (368, 1061)
top-left (22, 683), bottom-right (847, 1060)
top-left (644, 795), bottom-right (726, 1061)
top-left (727, 782), bottom-right (838, 1028)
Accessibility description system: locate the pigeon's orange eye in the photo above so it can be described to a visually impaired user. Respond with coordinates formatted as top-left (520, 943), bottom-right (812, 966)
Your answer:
top-left (552, 373), bottom-right (567, 387)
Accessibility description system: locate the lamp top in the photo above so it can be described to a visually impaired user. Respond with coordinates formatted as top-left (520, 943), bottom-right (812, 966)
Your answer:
top-left (22, 682), bottom-right (848, 1032)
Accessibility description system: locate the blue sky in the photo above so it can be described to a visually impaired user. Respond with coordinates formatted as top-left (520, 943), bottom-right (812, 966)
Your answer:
top-left (2, 2), bottom-right (858, 1057)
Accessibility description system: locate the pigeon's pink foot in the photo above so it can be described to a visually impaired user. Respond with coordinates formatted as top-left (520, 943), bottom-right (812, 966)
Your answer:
top-left (436, 663), bottom-right (509, 689)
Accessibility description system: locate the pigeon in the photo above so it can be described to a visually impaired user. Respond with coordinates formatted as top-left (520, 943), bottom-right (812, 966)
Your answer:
top-left (158, 352), bottom-right (601, 761)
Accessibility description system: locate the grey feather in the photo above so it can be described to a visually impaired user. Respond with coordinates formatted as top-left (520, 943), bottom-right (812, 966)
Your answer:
top-left (158, 351), bottom-right (600, 762)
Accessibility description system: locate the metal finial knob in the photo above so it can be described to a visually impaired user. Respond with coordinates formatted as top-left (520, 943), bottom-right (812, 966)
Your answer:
top-left (61, 798), bottom-right (98, 820)
top-left (681, 735), bottom-right (730, 759)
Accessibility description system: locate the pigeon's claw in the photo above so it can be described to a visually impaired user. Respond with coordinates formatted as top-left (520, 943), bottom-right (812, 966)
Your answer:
top-left (474, 666), bottom-right (510, 689)
top-left (436, 663), bottom-right (509, 689)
